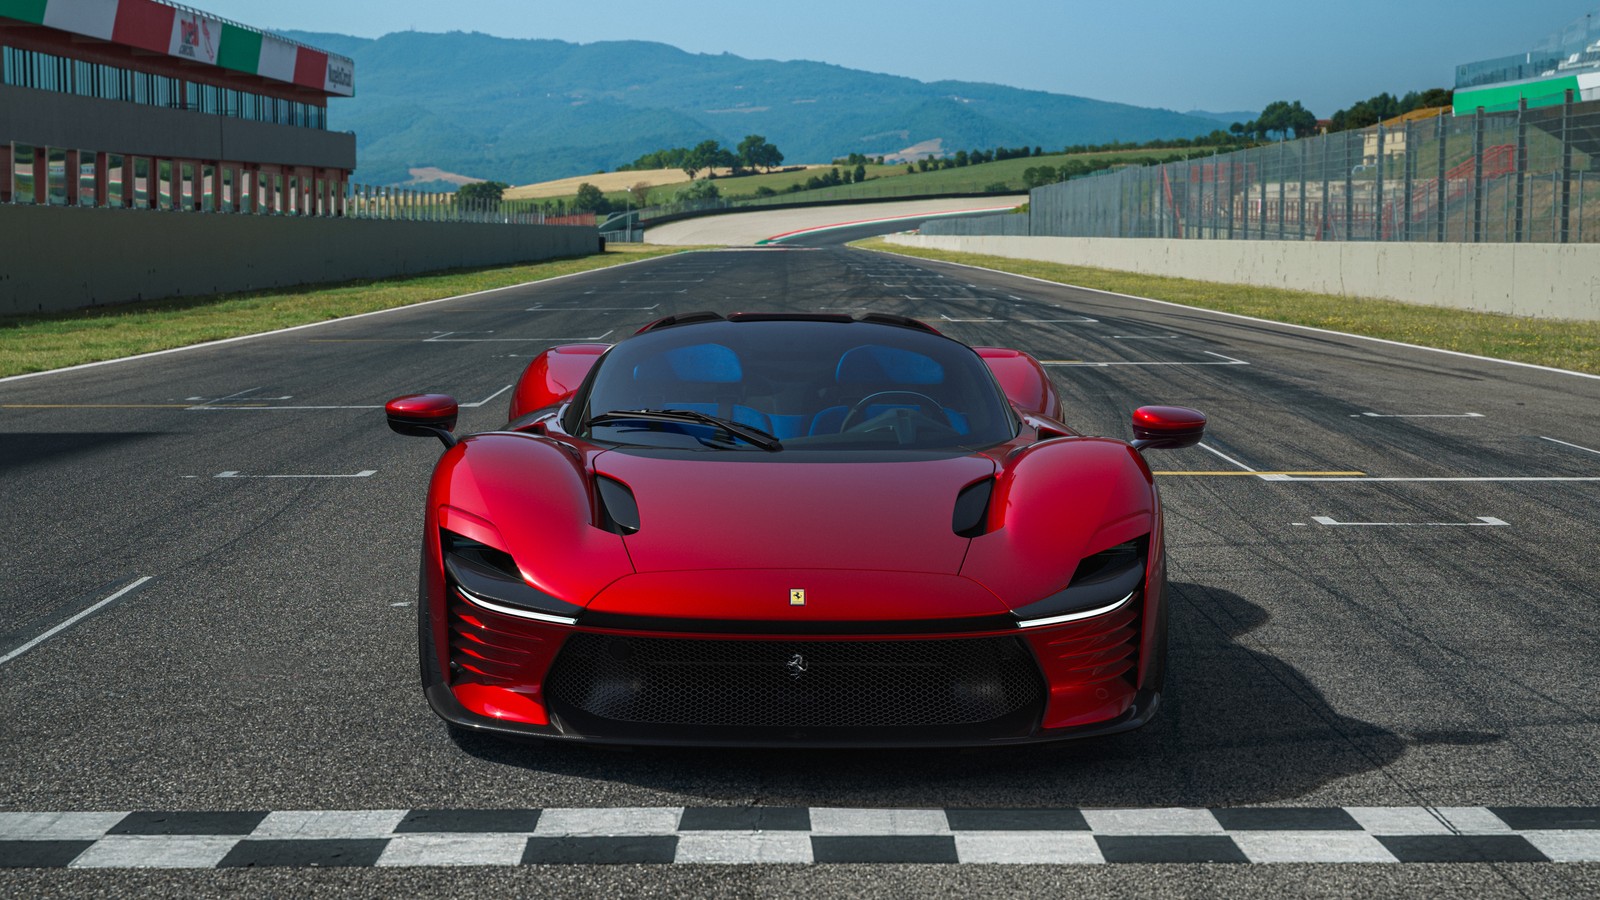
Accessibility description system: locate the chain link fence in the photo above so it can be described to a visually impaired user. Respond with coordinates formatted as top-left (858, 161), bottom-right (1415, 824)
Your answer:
top-left (925, 95), bottom-right (1600, 244)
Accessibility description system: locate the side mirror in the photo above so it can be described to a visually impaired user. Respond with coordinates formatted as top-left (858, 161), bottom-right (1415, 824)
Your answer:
top-left (1131, 405), bottom-right (1205, 451)
top-left (386, 393), bottom-right (459, 449)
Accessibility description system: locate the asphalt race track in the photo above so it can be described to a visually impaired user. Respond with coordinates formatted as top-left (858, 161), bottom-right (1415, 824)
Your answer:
top-left (2, 218), bottom-right (1599, 897)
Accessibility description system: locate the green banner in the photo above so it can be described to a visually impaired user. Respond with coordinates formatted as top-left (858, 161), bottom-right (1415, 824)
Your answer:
top-left (0, 0), bottom-right (49, 26)
top-left (1454, 75), bottom-right (1580, 115)
top-left (216, 23), bottom-right (263, 74)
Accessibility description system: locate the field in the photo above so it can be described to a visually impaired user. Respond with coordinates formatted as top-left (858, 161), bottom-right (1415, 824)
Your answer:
top-left (509, 147), bottom-right (1221, 210)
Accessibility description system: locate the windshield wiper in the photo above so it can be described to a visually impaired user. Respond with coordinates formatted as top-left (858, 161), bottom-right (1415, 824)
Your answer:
top-left (586, 408), bottom-right (783, 452)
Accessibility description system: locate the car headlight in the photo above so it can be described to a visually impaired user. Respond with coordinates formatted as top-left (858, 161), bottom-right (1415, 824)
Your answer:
top-left (1011, 536), bottom-right (1147, 628)
top-left (441, 530), bottom-right (583, 625)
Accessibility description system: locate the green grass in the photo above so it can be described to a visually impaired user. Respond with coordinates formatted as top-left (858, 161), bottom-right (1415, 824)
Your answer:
top-left (538, 148), bottom-right (1222, 211)
top-left (854, 237), bottom-right (1600, 375)
top-left (0, 244), bottom-right (698, 378)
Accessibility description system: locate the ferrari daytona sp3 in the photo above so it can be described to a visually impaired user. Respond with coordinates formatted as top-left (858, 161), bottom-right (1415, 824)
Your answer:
top-left (386, 311), bottom-right (1205, 746)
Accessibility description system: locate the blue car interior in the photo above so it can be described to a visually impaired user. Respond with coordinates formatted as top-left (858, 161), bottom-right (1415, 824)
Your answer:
top-left (631, 342), bottom-right (971, 441)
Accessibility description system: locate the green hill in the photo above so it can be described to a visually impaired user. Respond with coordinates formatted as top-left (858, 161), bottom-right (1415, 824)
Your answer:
top-left (286, 30), bottom-right (1231, 186)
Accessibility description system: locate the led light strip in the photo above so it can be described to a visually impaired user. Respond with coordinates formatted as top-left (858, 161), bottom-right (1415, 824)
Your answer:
top-left (1014, 591), bottom-right (1136, 629)
top-left (455, 587), bottom-right (578, 626)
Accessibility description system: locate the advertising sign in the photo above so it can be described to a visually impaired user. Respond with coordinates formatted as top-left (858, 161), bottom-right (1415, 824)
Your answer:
top-left (169, 10), bottom-right (220, 66)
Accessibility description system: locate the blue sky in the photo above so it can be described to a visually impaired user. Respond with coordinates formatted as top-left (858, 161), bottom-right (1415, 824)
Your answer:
top-left (206, 0), bottom-right (1593, 116)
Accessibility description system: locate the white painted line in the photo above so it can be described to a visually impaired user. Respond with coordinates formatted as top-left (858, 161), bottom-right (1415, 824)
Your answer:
top-left (1525, 831), bottom-right (1600, 862)
top-left (1113, 335), bottom-right (1181, 340)
top-left (940, 315), bottom-right (1001, 322)
top-left (0, 252), bottom-right (690, 385)
top-left (866, 247), bottom-right (1600, 382)
top-left (190, 386), bottom-right (262, 408)
top-left (1345, 808), bottom-right (1455, 836)
top-left (809, 809), bottom-right (950, 835)
top-left (1198, 442), bottom-right (1257, 472)
top-left (188, 470), bottom-right (375, 479)
top-left (423, 330), bottom-right (614, 343)
top-left (70, 836), bottom-right (239, 869)
top-left (463, 385), bottom-right (513, 408)
top-left (527, 304), bottom-right (659, 312)
top-left (1080, 808), bottom-right (1224, 835)
top-left (582, 288), bottom-right (687, 295)
top-left (1310, 515), bottom-right (1508, 527)
top-left (0, 812), bottom-right (129, 841)
top-left (1041, 351), bottom-right (1247, 367)
top-left (188, 384), bottom-right (511, 413)
top-left (675, 833), bottom-right (814, 864)
top-left (1541, 436), bottom-right (1600, 456)
top-left (620, 279), bottom-right (702, 284)
top-left (1354, 412), bottom-right (1485, 419)
top-left (1017, 317), bottom-right (1098, 323)
top-left (954, 833), bottom-right (1104, 864)
top-left (0, 576), bottom-right (152, 666)
top-left (1232, 832), bottom-right (1398, 864)
top-left (253, 810), bottom-right (409, 839)
top-left (377, 834), bottom-right (530, 867)
top-left (1435, 807), bottom-right (1516, 835)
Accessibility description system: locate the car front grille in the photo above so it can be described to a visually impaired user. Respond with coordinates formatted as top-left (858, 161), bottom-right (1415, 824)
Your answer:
top-left (544, 633), bottom-right (1045, 738)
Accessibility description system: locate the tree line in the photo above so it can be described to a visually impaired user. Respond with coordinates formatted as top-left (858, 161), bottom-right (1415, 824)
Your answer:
top-left (617, 135), bottom-right (786, 179)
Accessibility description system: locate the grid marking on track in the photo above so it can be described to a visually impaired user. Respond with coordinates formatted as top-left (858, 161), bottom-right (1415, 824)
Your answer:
top-left (2, 807), bottom-right (1595, 867)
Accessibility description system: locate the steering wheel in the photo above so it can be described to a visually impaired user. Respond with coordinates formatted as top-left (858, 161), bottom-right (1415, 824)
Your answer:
top-left (838, 390), bottom-right (950, 432)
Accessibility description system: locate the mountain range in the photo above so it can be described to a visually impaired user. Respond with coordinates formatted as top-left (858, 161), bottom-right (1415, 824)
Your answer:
top-left (284, 30), bottom-right (1234, 187)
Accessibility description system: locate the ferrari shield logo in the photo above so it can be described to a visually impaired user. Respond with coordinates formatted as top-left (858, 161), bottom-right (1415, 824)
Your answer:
top-left (789, 588), bottom-right (806, 606)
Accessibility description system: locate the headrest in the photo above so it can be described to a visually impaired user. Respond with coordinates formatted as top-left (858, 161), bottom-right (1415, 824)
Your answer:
top-left (836, 345), bottom-right (944, 384)
top-left (633, 343), bottom-right (743, 383)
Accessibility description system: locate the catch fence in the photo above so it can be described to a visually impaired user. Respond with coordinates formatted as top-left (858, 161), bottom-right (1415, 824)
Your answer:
top-left (924, 95), bottom-right (1600, 244)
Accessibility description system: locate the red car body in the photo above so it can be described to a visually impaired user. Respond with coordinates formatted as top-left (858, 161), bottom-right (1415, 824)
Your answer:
top-left (388, 313), bottom-right (1203, 746)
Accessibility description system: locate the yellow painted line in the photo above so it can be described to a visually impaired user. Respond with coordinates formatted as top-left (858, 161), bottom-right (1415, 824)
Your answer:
top-left (2, 404), bottom-right (270, 409)
top-left (1154, 471), bottom-right (1368, 476)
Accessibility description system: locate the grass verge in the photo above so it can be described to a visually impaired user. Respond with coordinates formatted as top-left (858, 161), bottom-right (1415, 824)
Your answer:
top-left (0, 244), bottom-right (703, 379)
top-left (855, 238), bottom-right (1600, 375)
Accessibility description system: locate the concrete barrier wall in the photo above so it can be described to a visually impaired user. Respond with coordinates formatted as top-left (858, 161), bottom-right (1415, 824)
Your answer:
top-left (0, 205), bottom-right (600, 315)
top-left (885, 234), bottom-right (1600, 321)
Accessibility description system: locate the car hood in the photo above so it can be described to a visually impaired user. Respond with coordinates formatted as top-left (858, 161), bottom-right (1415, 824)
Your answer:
top-left (593, 450), bottom-right (996, 575)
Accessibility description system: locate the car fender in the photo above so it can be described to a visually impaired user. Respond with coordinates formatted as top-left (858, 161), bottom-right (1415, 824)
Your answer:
top-left (975, 347), bottom-right (1062, 420)
top-left (427, 432), bottom-right (633, 605)
top-left (508, 343), bottom-right (610, 420)
top-left (960, 437), bottom-right (1155, 610)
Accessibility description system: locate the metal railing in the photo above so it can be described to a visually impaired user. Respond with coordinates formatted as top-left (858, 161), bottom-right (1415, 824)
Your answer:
top-left (925, 94), bottom-right (1600, 244)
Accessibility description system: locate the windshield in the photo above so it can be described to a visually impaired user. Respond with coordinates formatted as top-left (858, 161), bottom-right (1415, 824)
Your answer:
top-left (572, 320), bottom-right (1017, 452)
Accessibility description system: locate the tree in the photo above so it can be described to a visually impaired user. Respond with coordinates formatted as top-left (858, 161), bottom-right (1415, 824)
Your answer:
top-left (673, 179), bottom-right (720, 202)
top-left (457, 180), bottom-right (508, 205)
top-left (573, 182), bottom-right (610, 214)
top-left (853, 163), bottom-right (867, 184)
top-left (626, 182), bottom-right (653, 207)
top-left (737, 135), bottom-right (784, 172)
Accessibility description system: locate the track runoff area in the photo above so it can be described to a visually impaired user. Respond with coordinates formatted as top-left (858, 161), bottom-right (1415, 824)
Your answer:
top-left (1, 214), bottom-right (1598, 896)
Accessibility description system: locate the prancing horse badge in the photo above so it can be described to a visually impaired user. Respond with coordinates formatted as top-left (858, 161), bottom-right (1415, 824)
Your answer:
top-left (789, 588), bottom-right (806, 606)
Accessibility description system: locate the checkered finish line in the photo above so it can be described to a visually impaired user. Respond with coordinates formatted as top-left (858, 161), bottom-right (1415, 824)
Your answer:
top-left (2, 807), bottom-right (1598, 867)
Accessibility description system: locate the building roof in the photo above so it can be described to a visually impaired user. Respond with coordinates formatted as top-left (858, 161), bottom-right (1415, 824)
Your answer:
top-left (0, 0), bottom-right (353, 97)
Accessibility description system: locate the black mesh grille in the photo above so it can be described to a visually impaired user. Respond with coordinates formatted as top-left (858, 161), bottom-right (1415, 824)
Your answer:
top-left (545, 633), bottom-right (1044, 731)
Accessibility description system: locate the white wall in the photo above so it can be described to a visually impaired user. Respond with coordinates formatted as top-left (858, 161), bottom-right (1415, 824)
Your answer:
top-left (884, 235), bottom-right (1600, 321)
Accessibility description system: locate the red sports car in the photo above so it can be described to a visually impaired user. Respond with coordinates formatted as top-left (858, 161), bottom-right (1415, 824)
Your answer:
top-left (386, 312), bottom-right (1204, 746)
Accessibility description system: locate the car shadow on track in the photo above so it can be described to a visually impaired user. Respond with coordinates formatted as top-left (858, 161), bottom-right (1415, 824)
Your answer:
top-left (450, 582), bottom-right (1407, 807)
